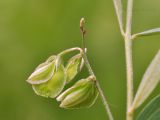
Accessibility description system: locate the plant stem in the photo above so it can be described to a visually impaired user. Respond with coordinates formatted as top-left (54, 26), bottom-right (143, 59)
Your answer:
top-left (125, 37), bottom-right (134, 120)
top-left (125, 0), bottom-right (134, 120)
top-left (126, 0), bottom-right (133, 36)
top-left (112, 0), bottom-right (125, 36)
top-left (58, 47), bottom-right (83, 56)
top-left (81, 34), bottom-right (114, 120)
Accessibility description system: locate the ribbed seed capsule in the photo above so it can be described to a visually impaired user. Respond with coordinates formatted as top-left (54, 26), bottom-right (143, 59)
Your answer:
top-left (65, 54), bottom-right (84, 83)
top-left (57, 76), bottom-right (98, 109)
top-left (27, 55), bottom-right (66, 98)
top-left (26, 55), bottom-right (56, 84)
top-left (32, 65), bottom-right (66, 98)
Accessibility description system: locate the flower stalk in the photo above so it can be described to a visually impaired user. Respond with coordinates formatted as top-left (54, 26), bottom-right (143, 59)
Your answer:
top-left (125, 0), bottom-right (134, 119)
top-left (112, 0), bottom-right (134, 119)
top-left (58, 47), bottom-right (83, 57)
top-left (80, 18), bottom-right (114, 120)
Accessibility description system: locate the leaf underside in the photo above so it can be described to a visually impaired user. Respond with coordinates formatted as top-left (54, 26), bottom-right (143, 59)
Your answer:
top-left (132, 50), bottom-right (160, 109)
top-left (136, 95), bottom-right (160, 120)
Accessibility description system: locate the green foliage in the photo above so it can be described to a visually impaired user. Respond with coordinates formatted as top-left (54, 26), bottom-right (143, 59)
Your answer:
top-left (131, 50), bottom-right (160, 110)
top-left (136, 95), bottom-right (160, 120)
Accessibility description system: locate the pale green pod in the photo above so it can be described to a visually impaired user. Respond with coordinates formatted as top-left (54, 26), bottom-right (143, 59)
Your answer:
top-left (27, 62), bottom-right (55, 84)
top-left (65, 54), bottom-right (84, 83)
top-left (57, 76), bottom-right (99, 109)
top-left (56, 79), bottom-right (87, 102)
top-left (32, 65), bottom-right (66, 98)
top-left (26, 55), bottom-right (56, 84)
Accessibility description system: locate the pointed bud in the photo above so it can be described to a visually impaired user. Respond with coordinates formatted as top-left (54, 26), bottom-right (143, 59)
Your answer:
top-left (65, 54), bottom-right (84, 83)
top-left (57, 76), bottom-right (98, 109)
top-left (26, 56), bottom-right (57, 84)
top-left (80, 18), bottom-right (86, 35)
top-left (80, 18), bottom-right (85, 29)
top-left (32, 65), bottom-right (66, 98)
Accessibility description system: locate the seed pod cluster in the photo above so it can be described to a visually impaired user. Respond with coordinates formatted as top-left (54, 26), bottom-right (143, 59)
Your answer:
top-left (27, 50), bottom-right (98, 109)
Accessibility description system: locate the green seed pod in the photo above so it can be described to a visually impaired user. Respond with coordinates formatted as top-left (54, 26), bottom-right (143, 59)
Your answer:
top-left (65, 54), bottom-right (84, 83)
top-left (57, 76), bottom-right (99, 109)
top-left (32, 65), bottom-right (66, 98)
top-left (26, 55), bottom-right (56, 84)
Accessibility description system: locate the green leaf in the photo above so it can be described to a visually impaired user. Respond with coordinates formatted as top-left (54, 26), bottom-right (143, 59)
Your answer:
top-left (133, 28), bottom-right (160, 38)
top-left (32, 65), bottom-right (66, 98)
top-left (131, 50), bottom-right (160, 110)
top-left (136, 95), bottom-right (160, 120)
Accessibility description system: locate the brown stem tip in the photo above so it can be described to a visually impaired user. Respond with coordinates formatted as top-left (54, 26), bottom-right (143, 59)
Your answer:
top-left (80, 18), bottom-right (86, 35)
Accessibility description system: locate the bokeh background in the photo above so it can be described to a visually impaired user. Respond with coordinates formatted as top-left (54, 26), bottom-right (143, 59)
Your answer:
top-left (0, 0), bottom-right (160, 120)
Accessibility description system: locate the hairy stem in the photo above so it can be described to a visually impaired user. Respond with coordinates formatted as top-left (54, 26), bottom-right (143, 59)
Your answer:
top-left (112, 0), bottom-right (125, 36)
top-left (125, 0), bottom-right (134, 119)
top-left (125, 37), bottom-right (134, 120)
top-left (81, 34), bottom-right (114, 120)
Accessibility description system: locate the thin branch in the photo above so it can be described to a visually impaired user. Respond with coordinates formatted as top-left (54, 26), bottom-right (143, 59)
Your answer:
top-left (126, 0), bottom-right (133, 36)
top-left (81, 38), bottom-right (114, 120)
top-left (58, 47), bottom-right (83, 56)
top-left (112, 0), bottom-right (125, 36)
top-left (80, 18), bottom-right (114, 120)
top-left (132, 28), bottom-right (160, 39)
top-left (125, 0), bottom-right (134, 120)
top-left (124, 38), bottom-right (134, 120)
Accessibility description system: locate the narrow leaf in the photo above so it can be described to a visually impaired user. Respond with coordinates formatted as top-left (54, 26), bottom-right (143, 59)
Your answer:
top-left (131, 50), bottom-right (160, 110)
top-left (136, 95), bottom-right (160, 120)
top-left (133, 28), bottom-right (160, 39)
top-left (113, 0), bottom-right (124, 34)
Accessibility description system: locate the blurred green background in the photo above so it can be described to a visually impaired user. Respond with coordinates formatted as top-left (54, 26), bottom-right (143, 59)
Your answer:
top-left (0, 0), bottom-right (160, 120)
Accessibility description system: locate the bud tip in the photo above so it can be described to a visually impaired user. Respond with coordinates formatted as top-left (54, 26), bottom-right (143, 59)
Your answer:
top-left (80, 18), bottom-right (85, 28)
